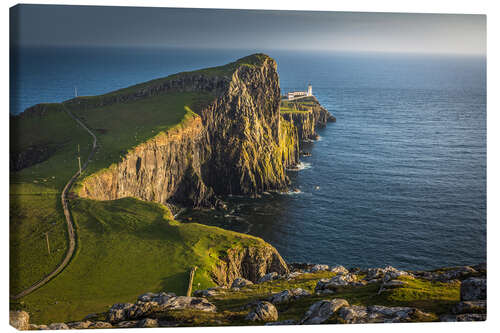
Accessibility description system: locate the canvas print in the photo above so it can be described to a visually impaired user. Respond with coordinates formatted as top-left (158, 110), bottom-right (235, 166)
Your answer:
top-left (9, 4), bottom-right (486, 330)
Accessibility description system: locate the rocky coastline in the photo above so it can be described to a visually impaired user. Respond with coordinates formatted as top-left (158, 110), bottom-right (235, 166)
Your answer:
top-left (11, 262), bottom-right (486, 329)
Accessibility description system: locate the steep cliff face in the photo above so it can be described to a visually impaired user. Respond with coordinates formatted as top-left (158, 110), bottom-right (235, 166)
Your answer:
top-left (213, 244), bottom-right (289, 286)
top-left (280, 97), bottom-right (336, 142)
top-left (79, 54), bottom-right (296, 207)
top-left (79, 114), bottom-right (215, 207)
top-left (279, 117), bottom-right (300, 168)
top-left (281, 112), bottom-right (316, 141)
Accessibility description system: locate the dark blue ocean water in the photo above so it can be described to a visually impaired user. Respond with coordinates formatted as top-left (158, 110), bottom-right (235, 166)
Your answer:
top-left (11, 47), bottom-right (486, 270)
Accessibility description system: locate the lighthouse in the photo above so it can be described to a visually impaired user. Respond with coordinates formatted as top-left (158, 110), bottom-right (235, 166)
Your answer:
top-left (307, 84), bottom-right (312, 96)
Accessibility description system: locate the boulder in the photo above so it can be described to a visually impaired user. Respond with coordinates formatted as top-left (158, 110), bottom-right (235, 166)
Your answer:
top-left (365, 266), bottom-right (412, 282)
top-left (29, 324), bottom-right (49, 330)
top-left (330, 266), bottom-right (349, 275)
top-left (106, 294), bottom-right (216, 322)
top-left (138, 291), bottom-right (176, 303)
top-left (66, 321), bottom-right (92, 329)
top-left (315, 273), bottom-right (358, 292)
top-left (310, 264), bottom-right (329, 272)
top-left (461, 278), bottom-right (486, 301)
top-left (258, 272), bottom-right (280, 283)
top-left (9, 311), bottom-right (30, 330)
top-left (106, 303), bottom-right (135, 323)
top-left (268, 288), bottom-right (310, 304)
top-left (246, 301), bottom-right (278, 322)
top-left (300, 299), bottom-right (349, 324)
top-left (137, 318), bottom-right (159, 328)
top-left (338, 305), bottom-right (430, 324)
top-left (231, 277), bottom-right (254, 288)
top-left (47, 323), bottom-right (69, 330)
top-left (452, 300), bottom-right (486, 314)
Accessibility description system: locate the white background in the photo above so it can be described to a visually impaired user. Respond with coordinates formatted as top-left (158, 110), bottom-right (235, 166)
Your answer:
top-left (2, 0), bottom-right (497, 332)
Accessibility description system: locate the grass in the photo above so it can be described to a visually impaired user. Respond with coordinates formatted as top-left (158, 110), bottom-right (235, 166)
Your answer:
top-left (12, 197), bottom-right (270, 324)
top-left (280, 98), bottom-right (316, 114)
top-left (10, 184), bottom-right (68, 294)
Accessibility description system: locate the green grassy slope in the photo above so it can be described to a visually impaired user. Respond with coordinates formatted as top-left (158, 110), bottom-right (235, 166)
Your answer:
top-left (14, 197), bottom-right (269, 324)
top-left (280, 97), bottom-right (316, 114)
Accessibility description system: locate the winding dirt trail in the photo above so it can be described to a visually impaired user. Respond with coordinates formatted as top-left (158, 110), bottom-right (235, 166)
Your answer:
top-left (11, 107), bottom-right (98, 300)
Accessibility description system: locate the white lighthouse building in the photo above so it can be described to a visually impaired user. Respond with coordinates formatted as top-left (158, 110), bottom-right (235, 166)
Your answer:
top-left (287, 84), bottom-right (313, 100)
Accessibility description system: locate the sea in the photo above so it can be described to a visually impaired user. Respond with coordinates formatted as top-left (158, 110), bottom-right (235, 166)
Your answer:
top-left (10, 47), bottom-right (486, 270)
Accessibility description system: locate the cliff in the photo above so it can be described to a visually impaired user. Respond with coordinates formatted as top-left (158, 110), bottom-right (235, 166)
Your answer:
top-left (280, 96), bottom-right (335, 142)
top-left (77, 54), bottom-right (297, 207)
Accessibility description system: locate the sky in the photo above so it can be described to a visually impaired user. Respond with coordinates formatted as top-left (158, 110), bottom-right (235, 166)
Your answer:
top-left (10, 4), bottom-right (486, 55)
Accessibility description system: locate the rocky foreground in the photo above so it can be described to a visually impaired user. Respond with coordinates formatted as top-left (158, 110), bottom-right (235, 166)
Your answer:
top-left (11, 263), bottom-right (486, 329)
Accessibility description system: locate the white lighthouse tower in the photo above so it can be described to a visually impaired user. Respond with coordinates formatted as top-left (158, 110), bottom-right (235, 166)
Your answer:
top-left (307, 84), bottom-right (312, 96)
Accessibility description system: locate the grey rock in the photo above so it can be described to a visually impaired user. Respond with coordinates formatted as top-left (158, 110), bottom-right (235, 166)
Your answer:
top-left (106, 294), bottom-right (216, 322)
top-left (246, 301), bottom-right (279, 322)
top-left (310, 264), bottom-right (329, 272)
top-left (452, 300), bottom-right (486, 314)
top-left (10, 311), bottom-right (30, 330)
top-left (66, 321), bottom-right (92, 329)
top-left (258, 272), bottom-right (280, 283)
top-left (330, 266), bottom-right (349, 275)
top-left (268, 288), bottom-right (310, 304)
top-left (461, 278), bottom-right (486, 301)
top-left (338, 305), bottom-right (369, 324)
top-left (365, 266), bottom-right (412, 282)
top-left (300, 299), bottom-right (349, 324)
top-left (29, 324), bottom-right (49, 330)
top-left (137, 318), bottom-right (159, 328)
top-left (138, 291), bottom-right (176, 303)
top-left (47, 323), bottom-right (69, 330)
top-left (338, 305), bottom-right (427, 324)
top-left (106, 303), bottom-right (135, 323)
top-left (315, 273), bottom-right (358, 291)
top-left (231, 277), bottom-right (254, 288)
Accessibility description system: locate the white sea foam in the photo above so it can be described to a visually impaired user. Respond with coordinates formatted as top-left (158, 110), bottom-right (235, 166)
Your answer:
top-left (286, 162), bottom-right (312, 171)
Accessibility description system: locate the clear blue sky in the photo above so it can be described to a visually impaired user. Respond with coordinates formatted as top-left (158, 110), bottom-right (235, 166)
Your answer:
top-left (10, 4), bottom-right (486, 55)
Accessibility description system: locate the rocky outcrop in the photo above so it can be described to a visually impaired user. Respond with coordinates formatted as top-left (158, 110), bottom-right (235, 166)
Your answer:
top-left (246, 301), bottom-right (278, 322)
top-left (300, 299), bottom-right (349, 324)
top-left (338, 305), bottom-right (433, 324)
top-left (268, 288), bottom-right (310, 304)
top-left (106, 292), bottom-right (216, 324)
top-left (78, 54), bottom-right (301, 207)
top-left (9, 310), bottom-right (30, 330)
top-left (212, 245), bottom-right (289, 286)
